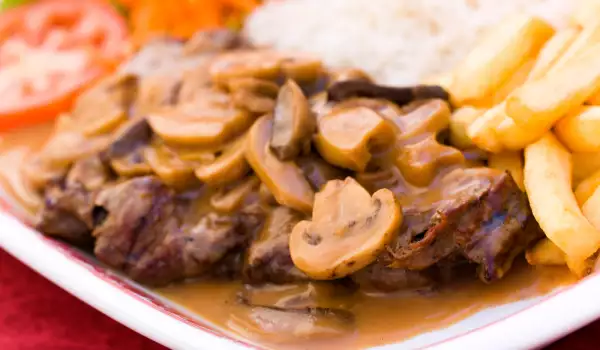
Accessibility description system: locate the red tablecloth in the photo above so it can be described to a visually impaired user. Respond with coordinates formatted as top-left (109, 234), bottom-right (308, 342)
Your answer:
top-left (0, 247), bottom-right (596, 350)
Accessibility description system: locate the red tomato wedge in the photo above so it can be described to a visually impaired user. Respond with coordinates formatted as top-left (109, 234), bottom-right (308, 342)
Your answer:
top-left (0, 0), bottom-right (130, 131)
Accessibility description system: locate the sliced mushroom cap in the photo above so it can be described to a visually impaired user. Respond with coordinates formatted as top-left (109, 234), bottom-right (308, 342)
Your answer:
top-left (226, 78), bottom-right (279, 98)
top-left (71, 74), bottom-right (137, 136)
top-left (231, 89), bottom-right (276, 115)
top-left (194, 133), bottom-right (250, 186)
top-left (110, 148), bottom-right (154, 177)
top-left (331, 98), bottom-right (404, 128)
top-left (296, 155), bottom-right (348, 191)
top-left (183, 29), bottom-right (244, 55)
top-left (290, 177), bottom-right (402, 279)
top-left (143, 140), bottom-right (199, 188)
top-left (37, 131), bottom-right (111, 168)
top-left (147, 103), bottom-right (251, 146)
top-left (396, 99), bottom-right (451, 142)
top-left (314, 107), bottom-right (395, 172)
top-left (135, 73), bottom-right (182, 117)
top-left (281, 56), bottom-right (323, 82)
top-left (210, 176), bottom-right (260, 212)
top-left (270, 80), bottom-right (315, 160)
top-left (209, 50), bottom-right (283, 84)
top-left (396, 134), bottom-right (466, 186)
top-left (245, 115), bottom-right (315, 213)
top-left (328, 67), bottom-right (373, 84)
top-left (327, 81), bottom-right (449, 106)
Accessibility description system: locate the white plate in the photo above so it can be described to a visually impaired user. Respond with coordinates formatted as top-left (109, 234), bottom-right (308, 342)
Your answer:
top-left (2, 201), bottom-right (600, 350)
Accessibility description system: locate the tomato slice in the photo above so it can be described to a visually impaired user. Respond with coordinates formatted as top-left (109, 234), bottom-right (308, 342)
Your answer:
top-left (0, 0), bottom-right (130, 131)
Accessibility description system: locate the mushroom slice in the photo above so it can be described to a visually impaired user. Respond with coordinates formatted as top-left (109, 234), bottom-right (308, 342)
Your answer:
top-left (396, 99), bottom-right (451, 142)
top-left (331, 98), bottom-right (404, 128)
top-left (314, 107), bottom-right (395, 172)
top-left (270, 80), bottom-right (315, 160)
top-left (246, 115), bottom-right (315, 213)
top-left (135, 74), bottom-right (182, 117)
top-left (194, 133), bottom-right (250, 186)
top-left (328, 67), bottom-right (373, 84)
top-left (290, 177), bottom-right (402, 279)
top-left (210, 176), bottom-right (260, 212)
top-left (226, 78), bottom-right (279, 98)
top-left (71, 74), bottom-right (137, 136)
top-left (281, 56), bottom-right (323, 82)
top-left (327, 81), bottom-right (449, 106)
top-left (296, 155), bottom-right (348, 191)
top-left (20, 155), bottom-right (67, 191)
top-left (396, 134), bottom-right (466, 187)
top-left (232, 90), bottom-right (276, 115)
top-left (143, 140), bottom-right (199, 188)
top-left (209, 50), bottom-right (283, 85)
top-left (110, 148), bottom-right (153, 177)
top-left (37, 131), bottom-right (110, 168)
top-left (147, 103), bottom-right (251, 146)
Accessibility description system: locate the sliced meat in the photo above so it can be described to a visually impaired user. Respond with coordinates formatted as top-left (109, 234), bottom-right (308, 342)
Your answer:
top-left (244, 206), bottom-right (308, 284)
top-left (92, 176), bottom-right (262, 285)
top-left (382, 168), bottom-right (542, 283)
top-left (36, 155), bottom-right (112, 244)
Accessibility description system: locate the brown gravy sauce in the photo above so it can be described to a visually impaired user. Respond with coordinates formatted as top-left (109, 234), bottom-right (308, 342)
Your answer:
top-left (0, 123), bottom-right (577, 349)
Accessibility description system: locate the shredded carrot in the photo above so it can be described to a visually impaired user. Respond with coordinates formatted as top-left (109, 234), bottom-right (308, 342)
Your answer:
top-left (119, 0), bottom-right (261, 46)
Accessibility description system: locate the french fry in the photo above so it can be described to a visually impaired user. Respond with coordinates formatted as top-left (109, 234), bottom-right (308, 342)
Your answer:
top-left (573, 151), bottom-right (600, 185)
top-left (526, 238), bottom-right (566, 266)
top-left (575, 169), bottom-right (600, 205)
top-left (496, 116), bottom-right (546, 151)
top-left (506, 42), bottom-right (600, 134)
top-left (549, 20), bottom-right (600, 73)
top-left (448, 106), bottom-right (483, 149)
top-left (555, 106), bottom-right (600, 152)
top-left (466, 104), bottom-right (505, 153)
top-left (451, 15), bottom-right (554, 106)
top-left (524, 133), bottom-right (600, 275)
top-left (488, 151), bottom-right (525, 191)
top-left (583, 185), bottom-right (600, 231)
top-left (476, 59), bottom-right (535, 108)
top-left (527, 27), bottom-right (581, 81)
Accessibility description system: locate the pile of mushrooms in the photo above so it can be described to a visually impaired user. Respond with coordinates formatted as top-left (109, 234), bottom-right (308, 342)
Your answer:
top-left (25, 43), bottom-right (455, 282)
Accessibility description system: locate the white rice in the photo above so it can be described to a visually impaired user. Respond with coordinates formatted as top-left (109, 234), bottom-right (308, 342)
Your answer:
top-left (245, 0), bottom-right (574, 84)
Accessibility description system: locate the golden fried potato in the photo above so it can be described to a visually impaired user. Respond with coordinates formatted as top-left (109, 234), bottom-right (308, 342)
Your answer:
top-left (526, 238), bottom-right (566, 266)
top-left (575, 169), bottom-right (600, 205)
top-left (527, 27), bottom-right (580, 81)
top-left (551, 21), bottom-right (600, 73)
top-left (451, 15), bottom-right (554, 106)
top-left (573, 152), bottom-right (600, 185)
top-left (466, 104), bottom-right (505, 153)
top-left (448, 106), bottom-right (484, 149)
top-left (488, 151), bottom-right (525, 191)
top-left (506, 42), bottom-right (600, 135)
top-left (524, 133), bottom-right (600, 275)
top-left (583, 185), bottom-right (600, 231)
top-left (556, 106), bottom-right (600, 152)
top-left (496, 116), bottom-right (546, 151)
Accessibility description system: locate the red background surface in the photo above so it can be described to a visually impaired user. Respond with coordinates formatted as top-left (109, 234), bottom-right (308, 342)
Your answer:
top-left (0, 247), bottom-right (595, 350)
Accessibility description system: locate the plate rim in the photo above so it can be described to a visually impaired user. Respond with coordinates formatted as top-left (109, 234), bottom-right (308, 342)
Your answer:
top-left (2, 209), bottom-right (600, 350)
